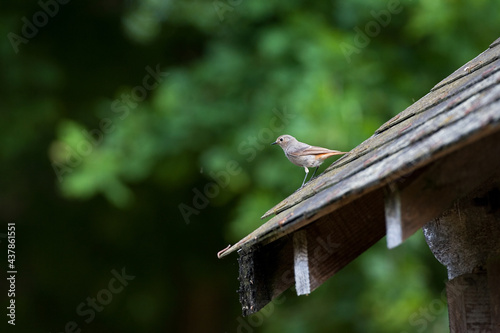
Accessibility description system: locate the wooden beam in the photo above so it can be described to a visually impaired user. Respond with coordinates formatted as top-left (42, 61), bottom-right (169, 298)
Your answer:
top-left (384, 129), bottom-right (500, 249)
top-left (293, 230), bottom-right (310, 295)
top-left (237, 237), bottom-right (294, 316)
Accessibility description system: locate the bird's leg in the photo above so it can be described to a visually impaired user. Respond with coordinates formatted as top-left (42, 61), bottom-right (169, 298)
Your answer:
top-left (302, 167), bottom-right (309, 187)
top-left (310, 166), bottom-right (319, 180)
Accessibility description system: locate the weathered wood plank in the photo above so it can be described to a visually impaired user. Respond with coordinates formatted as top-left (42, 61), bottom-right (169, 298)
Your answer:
top-left (378, 56), bottom-right (500, 135)
top-left (490, 37), bottom-right (500, 49)
top-left (293, 230), bottom-right (310, 295)
top-left (237, 237), bottom-right (294, 316)
top-left (431, 40), bottom-right (500, 92)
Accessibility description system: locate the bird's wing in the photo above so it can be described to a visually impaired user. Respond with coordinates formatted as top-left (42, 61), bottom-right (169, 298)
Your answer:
top-left (289, 145), bottom-right (345, 156)
top-left (286, 142), bottom-right (312, 156)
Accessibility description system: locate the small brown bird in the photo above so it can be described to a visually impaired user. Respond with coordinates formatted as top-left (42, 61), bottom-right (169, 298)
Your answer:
top-left (272, 134), bottom-right (347, 187)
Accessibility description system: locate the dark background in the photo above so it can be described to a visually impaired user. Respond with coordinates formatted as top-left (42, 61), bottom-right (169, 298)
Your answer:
top-left (1, 0), bottom-right (499, 332)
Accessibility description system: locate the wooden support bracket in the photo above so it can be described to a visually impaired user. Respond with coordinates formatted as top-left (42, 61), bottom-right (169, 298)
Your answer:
top-left (424, 178), bottom-right (500, 332)
top-left (384, 130), bottom-right (500, 249)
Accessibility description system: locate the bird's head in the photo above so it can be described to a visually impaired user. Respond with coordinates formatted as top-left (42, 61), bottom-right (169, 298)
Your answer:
top-left (271, 134), bottom-right (296, 149)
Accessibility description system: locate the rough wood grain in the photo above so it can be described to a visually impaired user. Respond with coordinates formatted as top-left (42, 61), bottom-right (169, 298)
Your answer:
top-left (293, 230), bottom-right (310, 295)
top-left (423, 178), bottom-right (500, 280)
top-left (447, 273), bottom-right (491, 333)
top-left (237, 237), bottom-right (294, 316)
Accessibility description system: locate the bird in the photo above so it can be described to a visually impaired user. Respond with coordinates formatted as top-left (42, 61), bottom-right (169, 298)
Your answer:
top-left (271, 134), bottom-right (347, 187)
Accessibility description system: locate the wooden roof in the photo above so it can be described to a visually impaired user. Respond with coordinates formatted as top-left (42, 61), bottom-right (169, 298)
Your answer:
top-left (218, 37), bottom-right (500, 316)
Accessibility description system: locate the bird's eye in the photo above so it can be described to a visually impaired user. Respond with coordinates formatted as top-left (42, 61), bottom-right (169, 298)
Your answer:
top-left (280, 138), bottom-right (283, 141)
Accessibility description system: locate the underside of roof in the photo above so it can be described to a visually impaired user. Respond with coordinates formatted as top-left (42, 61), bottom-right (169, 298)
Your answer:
top-left (219, 37), bottom-right (500, 316)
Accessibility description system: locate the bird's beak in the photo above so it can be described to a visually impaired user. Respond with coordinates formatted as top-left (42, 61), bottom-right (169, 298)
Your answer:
top-left (271, 141), bottom-right (277, 145)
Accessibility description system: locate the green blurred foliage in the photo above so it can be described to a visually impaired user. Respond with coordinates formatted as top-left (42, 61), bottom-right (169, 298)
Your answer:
top-left (1, 0), bottom-right (498, 332)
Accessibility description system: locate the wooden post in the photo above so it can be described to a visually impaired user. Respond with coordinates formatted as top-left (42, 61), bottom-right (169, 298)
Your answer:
top-left (423, 182), bottom-right (500, 333)
top-left (487, 255), bottom-right (500, 331)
